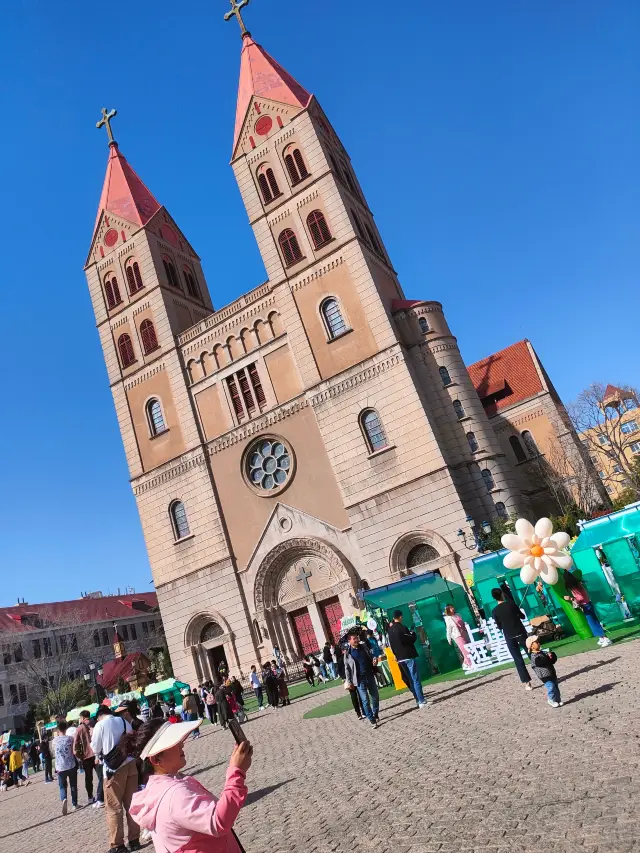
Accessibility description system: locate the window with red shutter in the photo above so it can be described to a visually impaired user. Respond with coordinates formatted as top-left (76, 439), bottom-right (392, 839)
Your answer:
top-left (266, 168), bottom-right (280, 198)
top-left (238, 369), bottom-right (256, 417)
top-left (140, 319), bottom-right (158, 354)
top-left (184, 268), bottom-right (200, 299)
top-left (118, 334), bottom-right (135, 367)
top-left (105, 277), bottom-right (121, 309)
top-left (293, 149), bottom-right (309, 180)
top-left (226, 374), bottom-right (245, 422)
top-left (248, 363), bottom-right (267, 411)
top-left (307, 210), bottom-right (332, 249)
top-left (163, 258), bottom-right (181, 290)
top-left (133, 262), bottom-right (143, 291)
top-left (126, 262), bottom-right (143, 295)
top-left (284, 153), bottom-right (299, 185)
top-left (278, 229), bottom-right (302, 266)
top-left (258, 172), bottom-right (272, 204)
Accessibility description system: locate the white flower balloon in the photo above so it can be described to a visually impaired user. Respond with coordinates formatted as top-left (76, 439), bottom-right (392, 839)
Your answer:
top-left (501, 517), bottom-right (573, 586)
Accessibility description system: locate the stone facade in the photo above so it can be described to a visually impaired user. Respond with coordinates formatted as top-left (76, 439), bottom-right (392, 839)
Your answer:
top-left (84, 34), bottom-right (543, 685)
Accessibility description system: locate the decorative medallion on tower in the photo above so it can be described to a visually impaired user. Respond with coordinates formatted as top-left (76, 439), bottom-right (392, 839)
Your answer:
top-left (243, 436), bottom-right (294, 495)
top-left (254, 115), bottom-right (273, 136)
top-left (104, 228), bottom-right (119, 247)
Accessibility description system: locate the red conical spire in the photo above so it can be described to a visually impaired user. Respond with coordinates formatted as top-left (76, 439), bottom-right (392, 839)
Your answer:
top-left (94, 143), bottom-right (161, 234)
top-left (233, 33), bottom-right (311, 150)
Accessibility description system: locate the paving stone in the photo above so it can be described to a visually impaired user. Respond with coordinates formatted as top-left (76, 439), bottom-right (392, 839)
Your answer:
top-left (2, 642), bottom-right (640, 853)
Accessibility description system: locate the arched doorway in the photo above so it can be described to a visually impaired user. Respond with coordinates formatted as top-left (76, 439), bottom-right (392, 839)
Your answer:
top-left (253, 538), bottom-right (358, 660)
top-left (389, 530), bottom-right (460, 580)
top-left (184, 612), bottom-right (235, 685)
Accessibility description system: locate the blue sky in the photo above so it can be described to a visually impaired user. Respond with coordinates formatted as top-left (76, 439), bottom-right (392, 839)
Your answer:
top-left (1, 1), bottom-right (637, 606)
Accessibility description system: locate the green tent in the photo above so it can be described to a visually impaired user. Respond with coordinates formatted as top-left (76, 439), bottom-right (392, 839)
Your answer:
top-left (67, 703), bottom-right (100, 721)
top-left (143, 679), bottom-right (190, 702)
top-left (364, 573), bottom-right (475, 676)
top-left (572, 503), bottom-right (640, 618)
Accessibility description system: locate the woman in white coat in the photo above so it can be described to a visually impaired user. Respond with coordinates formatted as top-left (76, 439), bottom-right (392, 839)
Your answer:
top-left (444, 605), bottom-right (472, 667)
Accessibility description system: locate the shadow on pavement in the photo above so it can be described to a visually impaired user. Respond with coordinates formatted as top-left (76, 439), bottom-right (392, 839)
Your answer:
top-left (378, 707), bottom-right (417, 726)
top-left (431, 672), bottom-right (510, 703)
top-left (563, 681), bottom-right (620, 705)
top-left (185, 760), bottom-right (227, 775)
top-left (558, 657), bottom-right (620, 683)
top-left (245, 779), bottom-right (294, 806)
top-left (1, 811), bottom-right (76, 839)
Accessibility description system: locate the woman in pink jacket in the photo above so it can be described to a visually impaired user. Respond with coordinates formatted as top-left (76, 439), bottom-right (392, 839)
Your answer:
top-left (128, 717), bottom-right (252, 853)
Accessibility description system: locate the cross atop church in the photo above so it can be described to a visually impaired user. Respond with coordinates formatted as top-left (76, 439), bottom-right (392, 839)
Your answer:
top-left (296, 564), bottom-right (313, 594)
top-left (224, 0), bottom-right (251, 37)
top-left (96, 108), bottom-right (117, 146)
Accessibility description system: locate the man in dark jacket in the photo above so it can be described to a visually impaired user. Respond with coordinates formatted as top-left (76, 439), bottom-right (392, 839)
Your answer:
top-left (491, 588), bottom-right (532, 690)
top-left (344, 630), bottom-right (380, 727)
top-left (387, 611), bottom-right (427, 709)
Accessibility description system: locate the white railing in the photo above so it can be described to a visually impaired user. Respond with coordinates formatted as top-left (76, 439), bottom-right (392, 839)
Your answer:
top-left (461, 617), bottom-right (531, 675)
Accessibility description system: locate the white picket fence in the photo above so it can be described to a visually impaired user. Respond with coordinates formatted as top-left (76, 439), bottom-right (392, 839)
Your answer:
top-left (461, 617), bottom-right (531, 675)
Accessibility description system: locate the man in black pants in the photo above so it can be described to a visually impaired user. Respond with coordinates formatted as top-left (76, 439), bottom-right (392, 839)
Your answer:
top-left (491, 588), bottom-right (532, 690)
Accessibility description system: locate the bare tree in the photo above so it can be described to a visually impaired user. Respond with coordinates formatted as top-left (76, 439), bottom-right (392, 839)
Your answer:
top-left (0, 607), bottom-right (105, 718)
top-left (530, 439), bottom-right (605, 515)
top-left (568, 383), bottom-right (640, 500)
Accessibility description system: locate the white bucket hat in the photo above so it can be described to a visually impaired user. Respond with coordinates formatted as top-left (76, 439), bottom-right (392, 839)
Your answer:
top-left (140, 720), bottom-right (202, 760)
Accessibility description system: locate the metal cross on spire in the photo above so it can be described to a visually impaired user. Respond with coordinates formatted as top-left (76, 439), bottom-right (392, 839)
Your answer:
top-left (96, 108), bottom-right (118, 145)
top-left (224, 0), bottom-right (251, 37)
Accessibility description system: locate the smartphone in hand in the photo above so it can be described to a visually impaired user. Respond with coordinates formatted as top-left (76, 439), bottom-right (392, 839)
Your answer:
top-left (228, 718), bottom-right (247, 744)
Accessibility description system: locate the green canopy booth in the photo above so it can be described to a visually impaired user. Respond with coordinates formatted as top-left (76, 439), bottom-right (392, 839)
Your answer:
top-left (364, 572), bottom-right (476, 676)
top-left (142, 678), bottom-right (190, 706)
top-left (571, 503), bottom-right (640, 621)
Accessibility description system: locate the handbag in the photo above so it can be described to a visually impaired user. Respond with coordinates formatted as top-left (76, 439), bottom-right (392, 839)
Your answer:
top-left (103, 719), bottom-right (127, 772)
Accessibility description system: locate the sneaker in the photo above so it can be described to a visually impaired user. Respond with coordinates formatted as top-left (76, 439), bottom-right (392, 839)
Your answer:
top-left (107, 847), bottom-right (129, 853)
top-left (128, 841), bottom-right (142, 851)
top-left (87, 797), bottom-right (95, 805)
top-left (72, 804), bottom-right (81, 811)
top-left (94, 800), bottom-right (105, 809)
top-left (370, 720), bottom-right (378, 729)
top-left (418, 702), bottom-right (427, 709)
top-left (524, 683), bottom-right (533, 691)
top-left (601, 637), bottom-right (613, 647)
top-left (548, 700), bottom-right (560, 708)
top-left (62, 799), bottom-right (68, 816)
top-left (558, 701), bottom-right (564, 706)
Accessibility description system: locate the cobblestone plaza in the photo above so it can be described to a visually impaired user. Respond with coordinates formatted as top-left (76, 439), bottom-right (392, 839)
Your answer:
top-left (3, 641), bottom-right (640, 853)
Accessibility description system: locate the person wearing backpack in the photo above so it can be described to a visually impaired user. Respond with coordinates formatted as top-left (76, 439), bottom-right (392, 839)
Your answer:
top-left (91, 706), bottom-right (141, 853)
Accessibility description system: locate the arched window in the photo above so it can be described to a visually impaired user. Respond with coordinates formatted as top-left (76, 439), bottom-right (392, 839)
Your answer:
top-left (453, 400), bottom-right (466, 420)
top-left (509, 435), bottom-right (527, 463)
top-left (467, 432), bottom-right (479, 453)
top-left (184, 267), bottom-right (200, 300)
top-left (278, 228), bottom-right (303, 266)
top-left (307, 210), bottom-right (332, 248)
top-left (406, 544), bottom-right (439, 569)
top-left (146, 399), bottom-right (166, 436)
top-left (439, 366), bottom-right (452, 386)
top-left (140, 319), bottom-right (159, 354)
top-left (253, 620), bottom-right (262, 645)
top-left (360, 409), bottom-right (388, 453)
top-left (125, 261), bottom-right (143, 295)
top-left (169, 500), bottom-right (190, 540)
top-left (321, 297), bottom-right (347, 339)
top-left (200, 621), bottom-right (223, 642)
top-left (365, 224), bottom-right (383, 255)
top-left (419, 317), bottom-right (429, 334)
top-left (481, 469), bottom-right (496, 492)
top-left (257, 166), bottom-right (280, 204)
top-left (284, 147), bottom-right (309, 185)
top-left (104, 275), bottom-right (122, 309)
top-left (351, 209), bottom-right (368, 242)
top-left (521, 430), bottom-right (539, 457)
top-left (163, 257), bottom-right (181, 290)
top-left (495, 502), bottom-right (508, 520)
top-left (117, 334), bottom-right (135, 368)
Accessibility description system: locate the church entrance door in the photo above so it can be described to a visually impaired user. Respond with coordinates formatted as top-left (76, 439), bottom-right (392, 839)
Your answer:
top-left (319, 597), bottom-right (344, 644)
top-left (290, 608), bottom-right (318, 656)
top-left (207, 645), bottom-right (228, 686)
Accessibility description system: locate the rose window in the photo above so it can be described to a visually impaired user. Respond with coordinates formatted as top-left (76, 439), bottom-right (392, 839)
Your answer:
top-left (246, 439), bottom-right (292, 492)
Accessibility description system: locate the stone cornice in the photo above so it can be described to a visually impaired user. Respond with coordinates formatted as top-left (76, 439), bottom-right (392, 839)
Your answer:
top-left (207, 398), bottom-right (309, 454)
top-left (290, 255), bottom-right (344, 292)
top-left (132, 449), bottom-right (208, 496)
top-left (309, 351), bottom-right (402, 406)
top-left (181, 295), bottom-right (277, 356)
top-left (177, 283), bottom-right (272, 345)
top-left (124, 362), bottom-right (166, 390)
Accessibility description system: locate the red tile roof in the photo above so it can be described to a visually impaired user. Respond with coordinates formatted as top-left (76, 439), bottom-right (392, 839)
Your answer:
top-left (94, 143), bottom-right (161, 234)
top-left (97, 652), bottom-right (148, 692)
top-left (467, 340), bottom-right (545, 416)
top-left (233, 34), bottom-right (311, 152)
top-left (0, 593), bottom-right (158, 634)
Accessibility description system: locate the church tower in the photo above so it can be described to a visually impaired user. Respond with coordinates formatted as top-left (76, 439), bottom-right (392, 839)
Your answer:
top-left (84, 13), bottom-right (528, 685)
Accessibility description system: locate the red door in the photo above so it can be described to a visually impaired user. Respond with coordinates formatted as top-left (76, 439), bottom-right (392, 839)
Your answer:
top-left (291, 609), bottom-right (319, 656)
top-left (320, 597), bottom-right (344, 644)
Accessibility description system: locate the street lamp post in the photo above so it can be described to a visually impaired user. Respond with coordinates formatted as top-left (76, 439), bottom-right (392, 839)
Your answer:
top-left (457, 516), bottom-right (493, 553)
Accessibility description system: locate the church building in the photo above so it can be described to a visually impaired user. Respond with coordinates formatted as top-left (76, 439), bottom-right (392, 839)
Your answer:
top-left (83, 12), bottom-right (585, 683)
